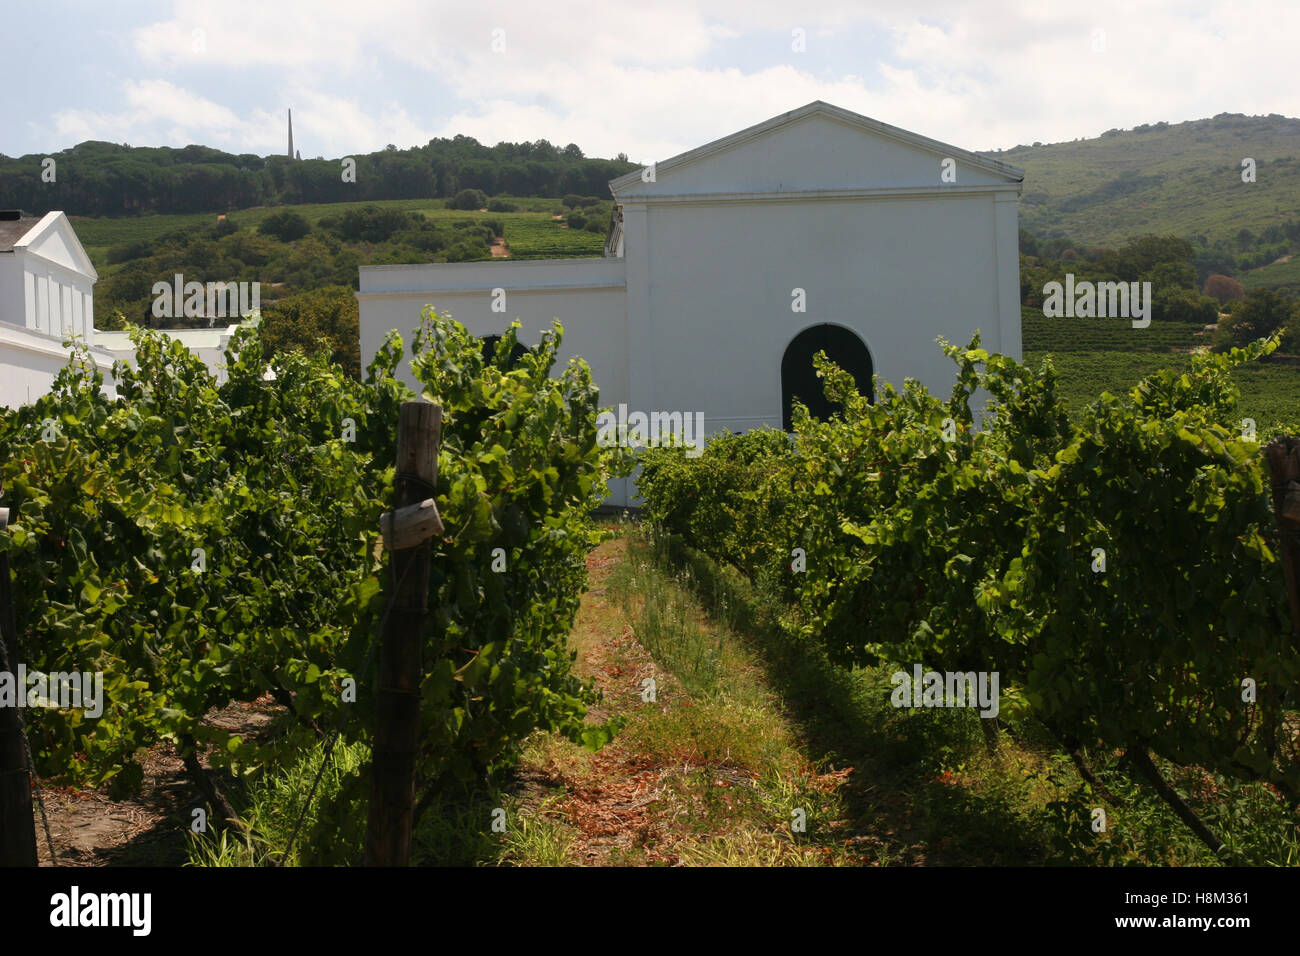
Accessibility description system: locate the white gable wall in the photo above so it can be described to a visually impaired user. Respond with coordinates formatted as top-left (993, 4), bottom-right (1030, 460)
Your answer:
top-left (618, 112), bottom-right (1015, 197)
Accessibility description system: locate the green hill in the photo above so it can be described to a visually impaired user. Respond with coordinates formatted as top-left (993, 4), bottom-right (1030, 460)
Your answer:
top-left (998, 113), bottom-right (1300, 248)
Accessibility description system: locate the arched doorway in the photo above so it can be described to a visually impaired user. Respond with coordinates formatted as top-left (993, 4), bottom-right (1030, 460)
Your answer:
top-left (481, 334), bottom-right (531, 369)
top-left (781, 324), bottom-right (873, 431)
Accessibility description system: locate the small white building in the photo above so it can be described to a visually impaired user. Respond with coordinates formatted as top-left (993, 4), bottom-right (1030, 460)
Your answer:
top-left (0, 211), bottom-right (117, 407)
top-left (362, 101), bottom-right (1025, 506)
top-left (94, 323), bottom-right (247, 385)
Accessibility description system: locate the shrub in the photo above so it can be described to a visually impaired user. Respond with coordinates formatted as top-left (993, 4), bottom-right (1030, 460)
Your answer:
top-left (1204, 274), bottom-right (1246, 303)
top-left (1155, 288), bottom-right (1219, 324)
top-left (105, 240), bottom-right (155, 265)
top-left (1214, 288), bottom-right (1296, 349)
top-left (258, 210), bottom-right (311, 242)
top-left (446, 188), bottom-right (488, 210)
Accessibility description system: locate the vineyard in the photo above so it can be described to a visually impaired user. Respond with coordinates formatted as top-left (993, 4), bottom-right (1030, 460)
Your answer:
top-left (1020, 309), bottom-right (1208, 353)
top-left (0, 309), bottom-right (626, 864)
top-left (3, 315), bottom-right (1299, 865)
top-left (637, 334), bottom-right (1300, 859)
top-left (502, 218), bottom-right (608, 258)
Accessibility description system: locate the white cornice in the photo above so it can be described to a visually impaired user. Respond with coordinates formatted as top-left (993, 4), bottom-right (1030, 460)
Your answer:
top-left (0, 321), bottom-right (115, 366)
top-left (359, 257), bottom-right (619, 274)
top-left (623, 183), bottom-right (1021, 207)
top-left (356, 281), bottom-right (627, 300)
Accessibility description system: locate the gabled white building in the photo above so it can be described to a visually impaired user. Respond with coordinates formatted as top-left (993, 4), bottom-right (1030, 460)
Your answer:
top-left (0, 210), bottom-right (117, 407)
top-left (358, 101), bottom-right (1025, 506)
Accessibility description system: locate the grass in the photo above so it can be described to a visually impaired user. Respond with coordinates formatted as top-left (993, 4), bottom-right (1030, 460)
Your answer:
top-left (1241, 255), bottom-right (1300, 295)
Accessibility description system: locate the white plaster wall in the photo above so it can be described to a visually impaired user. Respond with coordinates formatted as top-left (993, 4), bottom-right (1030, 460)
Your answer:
top-left (0, 346), bottom-right (69, 408)
top-left (629, 192), bottom-right (1006, 432)
top-left (358, 259), bottom-right (628, 404)
top-left (0, 336), bottom-right (118, 409)
top-left (358, 258), bottom-right (631, 502)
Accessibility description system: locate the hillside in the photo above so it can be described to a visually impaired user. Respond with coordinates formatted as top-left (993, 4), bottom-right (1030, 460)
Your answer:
top-left (81, 196), bottom-right (615, 332)
top-left (999, 113), bottom-right (1300, 245)
top-left (996, 114), bottom-right (1300, 299)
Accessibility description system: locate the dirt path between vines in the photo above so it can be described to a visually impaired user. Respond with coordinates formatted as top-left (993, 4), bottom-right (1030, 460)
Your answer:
top-left (501, 534), bottom-right (876, 867)
top-left (34, 697), bottom-right (281, 866)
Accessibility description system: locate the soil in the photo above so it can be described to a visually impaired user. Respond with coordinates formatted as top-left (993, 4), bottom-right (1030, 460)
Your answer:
top-left (33, 695), bottom-right (282, 866)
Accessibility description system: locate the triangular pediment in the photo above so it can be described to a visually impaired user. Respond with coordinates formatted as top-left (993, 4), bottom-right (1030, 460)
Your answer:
top-left (610, 101), bottom-right (1022, 199)
top-left (16, 212), bottom-right (98, 280)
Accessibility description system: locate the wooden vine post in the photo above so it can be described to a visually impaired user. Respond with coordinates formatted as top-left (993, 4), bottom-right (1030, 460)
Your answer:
top-left (0, 485), bottom-right (39, 866)
top-left (1266, 436), bottom-right (1300, 648)
top-left (364, 402), bottom-right (443, 867)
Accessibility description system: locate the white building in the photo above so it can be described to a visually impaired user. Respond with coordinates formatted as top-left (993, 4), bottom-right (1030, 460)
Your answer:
top-left (0, 210), bottom-right (117, 407)
top-left (95, 323), bottom-right (248, 385)
top-left (362, 101), bottom-right (1025, 506)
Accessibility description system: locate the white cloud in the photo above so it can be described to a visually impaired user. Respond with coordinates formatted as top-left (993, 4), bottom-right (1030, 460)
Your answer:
top-left (54, 80), bottom-right (283, 151)
top-left (41, 0), bottom-right (1300, 160)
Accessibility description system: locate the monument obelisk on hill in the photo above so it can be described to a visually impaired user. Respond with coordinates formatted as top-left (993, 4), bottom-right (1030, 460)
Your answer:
top-left (288, 108), bottom-right (294, 159)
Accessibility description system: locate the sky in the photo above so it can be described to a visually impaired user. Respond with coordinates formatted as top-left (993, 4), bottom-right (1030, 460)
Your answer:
top-left (5, 0), bottom-right (1299, 163)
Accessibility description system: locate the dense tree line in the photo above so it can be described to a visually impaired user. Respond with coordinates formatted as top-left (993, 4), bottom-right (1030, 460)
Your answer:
top-left (0, 137), bottom-right (638, 217)
top-left (1023, 218), bottom-right (1300, 296)
top-left (1019, 232), bottom-right (1300, 350)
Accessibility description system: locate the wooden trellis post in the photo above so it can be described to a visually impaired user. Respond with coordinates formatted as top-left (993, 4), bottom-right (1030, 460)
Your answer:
top-left (0, 488), bottom-right (38, 867)
top-left (364, 402), bottom-right (443, 867)
top-left (1266, 436), bottom-right (1300, 648)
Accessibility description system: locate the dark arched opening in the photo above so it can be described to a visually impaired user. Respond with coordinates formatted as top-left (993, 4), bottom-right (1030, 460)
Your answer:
top-left (780, 324), bottom-right (874, 431)
top-left (481, 334), bottom-right (531, 369)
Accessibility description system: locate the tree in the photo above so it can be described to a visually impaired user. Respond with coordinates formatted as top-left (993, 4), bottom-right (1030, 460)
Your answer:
top-left (1203, 274), bottom-right (1245, 303)
top-left (1019, 229), bottom-right (1041, 258)
top-left (562, 143), bottom-right (583, 160)
top-left (1100, 235), bottom-right (1194, 282)
top-left (1155, 288), bottom-right (1219, 325)
top-left (258, 210), bottom-right (311, 242)
top-left (1214, 288), bottom-right (1295, 349)
top-left (445, 188), bottom-right (487, 210)
top-left (258, 285), bottom-right (361, 377)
